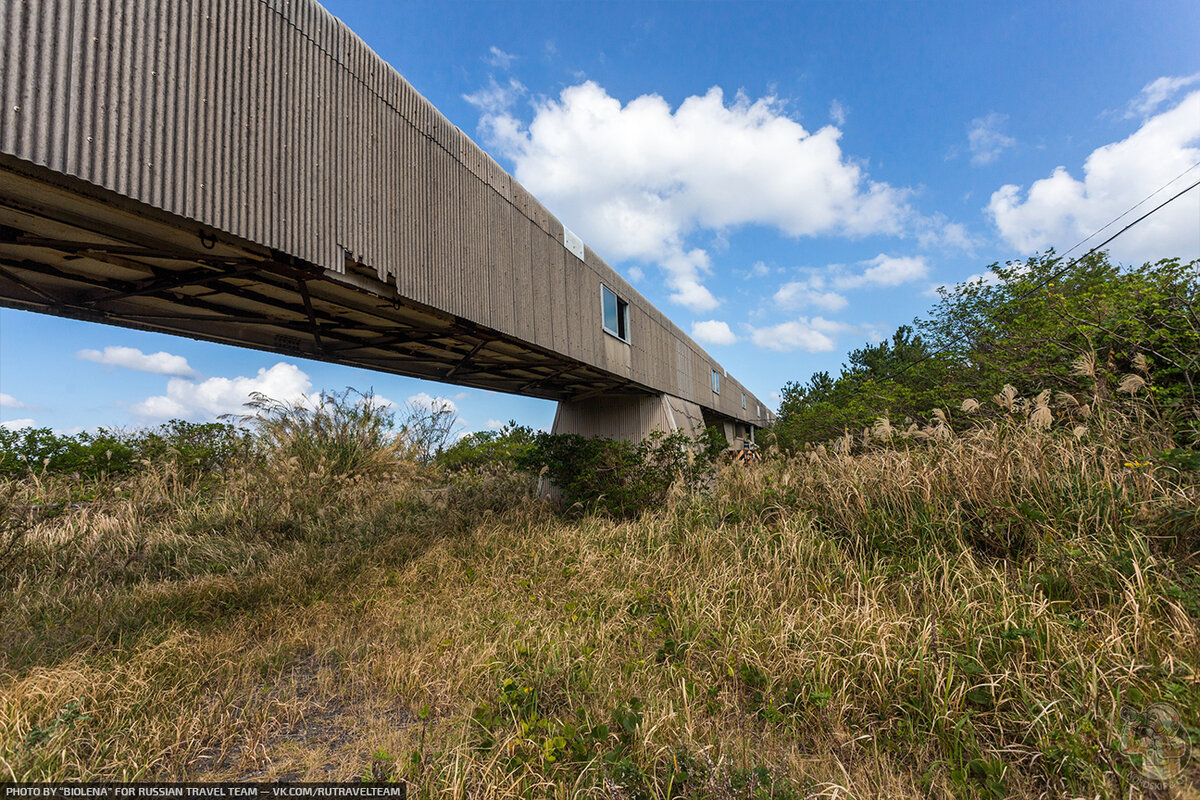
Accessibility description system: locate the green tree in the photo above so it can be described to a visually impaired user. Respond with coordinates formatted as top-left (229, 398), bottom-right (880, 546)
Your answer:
top-left (437, 422), bottom-right (537, 471)
top-left (767, 252), bottom-right (1200, 449)
top-left (921, 252), bottom-right (1198, 405)
top-left (771, 326), bottom-right (952, 449)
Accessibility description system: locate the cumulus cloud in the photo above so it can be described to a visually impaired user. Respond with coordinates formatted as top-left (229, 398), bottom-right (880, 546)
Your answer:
top-left (407, 392), bottom-right (459, 414)
top-left (133, 362), bottom-right (311, 419)
top-left (833, 254), bottom-right (930, 289)
top-left (486, 419), bottom-right (504, 429)
top-left (77, 346), bottom-right (197, 377)
top-left (747, 317), bottom-right (851, 353)
top-left (0, 392), bottom-right (25, 409)
top-left (474, 81), bottom-right (911, 312)
top-left (967, 112), bottom-right (1015, 165)
top-left (989, 87), bottom-right (1200, 264)
top-left (691, 320), bottom-right (738, 345)
top-left (484, 46), bottom-right (517, 69)
top-left (1, 418), bottom-right (35, 431)
top-left (1125, 73), bottom-right (1200, 119)
top-left (773, 275), bottom-right (848, 312)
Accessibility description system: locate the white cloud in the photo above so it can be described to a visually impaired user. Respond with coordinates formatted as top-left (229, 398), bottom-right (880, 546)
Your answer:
top-left (691, 320), bottom-right (738, 345)
top-left (1, 418), bottom-right (35, 430)
top-left (475, 81), bottom-right (911, 312)
top-left (829, 99), bottom-right (847, 126)
top-left (967, 112), bottom-right (1015, 165)
top-left (915, 214), bottom-right (979, 253)
top-left (749, 261), bottom-right (770, 278)
top-left (407, 392), bottom-right (459, 414)
top-left (626, 265), bottom-right (645, 282)
top-left (666, 264), bottom-right (720, 310)
top-left (1125, 73), bottom-right (1200, 119)
top-left (989, 88), bottom-right (1200, 265)
top-left (369, 394), bottom-right (399, 410)
top-left (484, 46), bottom-right (517, 70)
top-left (486, 419), bottom-right (504, 429)
top-left (772, 254), bottom-right (927, 313)
top-left (133, 362), bottom-right (311, 419)
top-left (747, 317), bottom-right (851, 353)
top-left (773, 275), bottom-right (848, 311)
top-left (0, 392), bottom-right (25, 409)
top-left (77, 346), bottom-right (197, 377)
top-left (936, 221), bottom-right (975, 251)
top-left (925, 268), bottom-right (1003, 297)
top-left (834, 254), bottom-right (930, 289)
top-left (463, 76), bottom-right (526, 116)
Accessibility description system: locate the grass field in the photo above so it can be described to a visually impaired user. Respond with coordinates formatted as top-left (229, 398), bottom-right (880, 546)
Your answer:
top-left (1, 392), bottom-right (1197, 798)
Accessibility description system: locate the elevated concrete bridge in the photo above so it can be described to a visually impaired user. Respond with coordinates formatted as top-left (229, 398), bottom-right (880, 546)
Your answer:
top-left (0, 0), bottom-right (774, 444)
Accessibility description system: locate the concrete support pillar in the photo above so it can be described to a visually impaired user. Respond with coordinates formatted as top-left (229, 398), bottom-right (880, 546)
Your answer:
top-left (550, 392), bottom-right (707, 442)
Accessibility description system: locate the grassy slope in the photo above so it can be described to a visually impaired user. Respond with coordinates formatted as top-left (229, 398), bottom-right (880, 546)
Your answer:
top-left (1, 405), bottom-right (1198, 798)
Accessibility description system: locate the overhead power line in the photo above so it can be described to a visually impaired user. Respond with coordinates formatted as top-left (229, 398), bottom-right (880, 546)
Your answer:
top-left (1055, 159), bottom-right (1200, 261)
top-left (878, 165), bottom-right (1200, 384)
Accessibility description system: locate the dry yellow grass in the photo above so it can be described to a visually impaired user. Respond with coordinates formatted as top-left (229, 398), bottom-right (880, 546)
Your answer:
top-left (1, 400), bottom-right (1197, 799)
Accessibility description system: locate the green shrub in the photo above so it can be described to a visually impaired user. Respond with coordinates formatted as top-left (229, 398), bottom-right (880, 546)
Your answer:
top-left (130, 420), bottom-right (251, 475)
top-left (0, 427), bottom-right (136, 478)
top-left (0, 421), bottom-right (249, 479)
top-left (520, 427), bottom-right (721, 518)
top-left (437, 422), bottom-right (537, 472)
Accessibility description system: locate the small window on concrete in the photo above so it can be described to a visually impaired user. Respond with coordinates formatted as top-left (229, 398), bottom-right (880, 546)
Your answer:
top-left (741, 392), bottom-right (746, 410)
top-left (601, 284), bottom-right (629, 342)
top-left (712, 369), bottom-right (720, 393)
top-left (756, 403), bottom-right (761, 418)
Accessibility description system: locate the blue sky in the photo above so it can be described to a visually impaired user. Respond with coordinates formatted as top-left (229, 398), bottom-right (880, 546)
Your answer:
top-left (3, 0), bottom-right (1199, 435)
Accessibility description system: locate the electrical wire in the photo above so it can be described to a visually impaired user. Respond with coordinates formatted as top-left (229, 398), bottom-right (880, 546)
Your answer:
top-left (876, 167), bottom-right (1200, 384)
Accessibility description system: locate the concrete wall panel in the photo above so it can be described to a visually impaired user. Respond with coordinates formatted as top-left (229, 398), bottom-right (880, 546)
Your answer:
top-left (531, 225), bottom-right (553, 346)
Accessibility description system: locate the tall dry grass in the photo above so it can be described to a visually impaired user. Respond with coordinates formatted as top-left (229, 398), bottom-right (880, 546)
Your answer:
top-left (0, 388), bottom-right (1196, 798)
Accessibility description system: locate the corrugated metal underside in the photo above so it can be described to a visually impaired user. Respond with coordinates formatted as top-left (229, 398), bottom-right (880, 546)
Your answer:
top-left (0, 0), bottom-right (772, 425)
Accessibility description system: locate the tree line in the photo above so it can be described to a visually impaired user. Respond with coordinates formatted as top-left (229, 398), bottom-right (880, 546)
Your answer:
top-left (766, 252), bottom-right (1199, 450)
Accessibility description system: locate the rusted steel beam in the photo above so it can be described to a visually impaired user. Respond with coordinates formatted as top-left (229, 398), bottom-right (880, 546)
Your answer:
top-left (78, 263), bottom-right (266, 306)
top-left (0, 231), bottom-right (213, 262)
top-left (296, 279), bottom-right (324, 352)
top-left (321, 329), bottom-right (450, 352)
top-left (444, 339), bottom-right (488, 378)
top-left (0, 263), bottom-right (59, 303)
